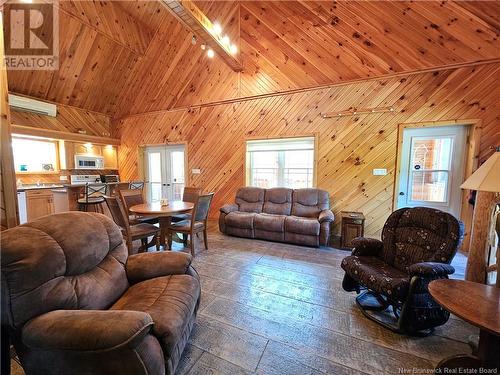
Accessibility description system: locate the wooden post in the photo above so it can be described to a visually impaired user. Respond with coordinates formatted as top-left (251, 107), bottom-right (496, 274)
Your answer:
top-left (465, 191), bottom-right (497, 283)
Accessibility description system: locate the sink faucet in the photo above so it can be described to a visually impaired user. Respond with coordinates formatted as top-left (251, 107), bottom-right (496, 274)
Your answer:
top-left (36, 180), bottom-right (41, 187)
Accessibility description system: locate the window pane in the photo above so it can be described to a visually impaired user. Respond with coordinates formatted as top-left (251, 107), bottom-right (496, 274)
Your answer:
top-left (13, 138), bottom-right (58, 173)
top-left (411, 138), bottom-right (453, 171)
top-left (410, 171), bottom-right (449, 202)
top-left (171, 151), bottom-right (184, 183)
top-left (247, 139), bottom-right (315, 189)
top-left (148, 152), bottom-right (162, 182)
top-left (150, 183), bottom-right (162, 202)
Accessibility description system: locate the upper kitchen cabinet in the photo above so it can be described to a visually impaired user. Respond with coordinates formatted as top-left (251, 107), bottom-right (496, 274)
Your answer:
top-left (102, 146), bottom-right (118, 170)
top-left (62, 141), bottom-right (118, 170)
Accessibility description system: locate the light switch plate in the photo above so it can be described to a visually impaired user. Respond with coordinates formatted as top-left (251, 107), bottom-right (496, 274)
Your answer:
top-left (59, 175), bottom-right (68, 181)
top-left (373, 168), bottom-right (387, 176)
top-left (192, 168), bottom-right (201, 174)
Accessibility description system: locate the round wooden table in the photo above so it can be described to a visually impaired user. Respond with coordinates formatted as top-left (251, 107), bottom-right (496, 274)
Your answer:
top-left (129, 201), bottom-right (194, 249)
top-left (429, 279), bottom-right (500, 371)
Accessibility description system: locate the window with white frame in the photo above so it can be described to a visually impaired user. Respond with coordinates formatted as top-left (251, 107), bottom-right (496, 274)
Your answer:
top-left (12, 137), bottom-right (59, 173)
top-left (246, 137), bottom-right (315, 189)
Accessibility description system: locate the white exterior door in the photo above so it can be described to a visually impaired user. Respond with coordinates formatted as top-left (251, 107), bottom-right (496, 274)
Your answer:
top-left (144, 145), bottom-right (185, 202)
top-left (397, 126), bottom-right (467, 218)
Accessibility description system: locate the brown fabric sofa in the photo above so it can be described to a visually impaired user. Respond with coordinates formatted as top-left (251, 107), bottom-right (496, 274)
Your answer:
top-left (219, 187), bottom-right (334, 247)
top-left (1, 212), bottom-right (201, 375)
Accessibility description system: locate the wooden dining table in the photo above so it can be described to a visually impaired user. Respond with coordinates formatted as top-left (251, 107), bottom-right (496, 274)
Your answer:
top-left (129, 201), bottom-right (194, 249)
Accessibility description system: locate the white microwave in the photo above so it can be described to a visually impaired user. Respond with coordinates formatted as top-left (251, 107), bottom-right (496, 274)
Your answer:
top-left (74, 155), bottom-right (104, 170)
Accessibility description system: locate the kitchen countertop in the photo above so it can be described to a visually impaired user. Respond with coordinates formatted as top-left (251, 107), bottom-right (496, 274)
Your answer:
top-left (17, 181), bottom-right (131, 192)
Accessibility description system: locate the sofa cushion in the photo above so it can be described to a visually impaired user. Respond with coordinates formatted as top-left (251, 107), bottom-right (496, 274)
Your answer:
top-left (291, 189), bottom-right (330, 218)
top-left (285, 216), bottom-right (320, 236)
top-left (235, 187), bottom-right (264, 213)
top-left (254, 213), bottom-right (286, 232)
top-left (225, 212), bottom-right (256, 229)
top-left (263, 188), bottom-right (292, 215)
top-left (341, 255), bottom-right (410, 300)
top-left (111, 275), bottom-right (200, 357)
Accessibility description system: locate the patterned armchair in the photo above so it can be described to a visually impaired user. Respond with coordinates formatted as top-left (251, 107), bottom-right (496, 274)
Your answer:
top-left (341, 207), bottom-right (462, 335)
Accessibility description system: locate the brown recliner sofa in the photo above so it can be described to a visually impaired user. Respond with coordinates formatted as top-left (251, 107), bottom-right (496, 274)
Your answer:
top-left (1, 212), bottom-right (201, 375)
top-left (219, 187), bottom-right (334, 247)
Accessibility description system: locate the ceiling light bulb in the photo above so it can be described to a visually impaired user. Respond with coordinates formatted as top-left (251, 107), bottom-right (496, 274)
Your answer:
top-left (207, 49), bottom-right (215, 58)
top-left (222, 35), bottom-right (230, 46)
top-left (213, 23), bottom-right (222, 35)
top-left (191, 35), bottom-right (197, 45)
top-left (230, 44), bottom-right (238, 55)
top-left (200, 43), bottom-right (206, 50)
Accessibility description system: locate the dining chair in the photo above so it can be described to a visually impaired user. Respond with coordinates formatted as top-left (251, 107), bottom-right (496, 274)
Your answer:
top-left (129, 181), bottom-right (145, 190)
top-left (168, 192), bottom-right (214, 256)
top-left (119, 189), bottom-right (159, 225)
top-left (104, 196), bottom-right (160, 254)
top-left (172, 186), bottom-right (202, 223)
top-left (78, 183), bottom-right (107, 213)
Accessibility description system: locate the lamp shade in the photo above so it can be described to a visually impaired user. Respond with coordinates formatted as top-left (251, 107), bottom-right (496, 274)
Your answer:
top-left (460, 151), bottom-right (500, 192)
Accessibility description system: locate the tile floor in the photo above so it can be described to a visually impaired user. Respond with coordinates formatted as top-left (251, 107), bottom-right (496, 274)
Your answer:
top-left (11, 227), bottom-right (475, 375)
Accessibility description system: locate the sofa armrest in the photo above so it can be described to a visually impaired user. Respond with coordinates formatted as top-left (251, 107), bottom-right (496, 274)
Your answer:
top-left (22, 310), bottom-right (153, 351)
top-left (318, 209), bottom-right (334, 223)
top-left (351, 238), bottom-right (383, 256)
top-left (408, 262), bottom-right (455, 277)
top-left (220, 203), bottom-right (238, 214)
top-left (126, 251), bottom-right (192, 284)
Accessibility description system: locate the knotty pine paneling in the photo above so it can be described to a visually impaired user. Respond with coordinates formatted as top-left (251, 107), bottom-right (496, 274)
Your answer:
top-left (6, 1), bottom-right (500, 118)
top-left (116, 63), bottom-right (500, 238)
top-left (9, 100), bottom-right (112, 138)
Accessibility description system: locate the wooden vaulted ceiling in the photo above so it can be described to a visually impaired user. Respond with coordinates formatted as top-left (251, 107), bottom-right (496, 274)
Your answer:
top-left (5, 1), bottom-right (500, 119)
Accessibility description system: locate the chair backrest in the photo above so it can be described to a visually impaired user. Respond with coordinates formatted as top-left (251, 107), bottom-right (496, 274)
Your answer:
top-left (193, 193), bottom-right (214, 223)
top-left (291, 188), bottom-right (329, 218)
top-left (183, 186), bottom-right (202, 203)
top-left (381, 207), bottom-right (462, 272)
top-left (83, 183), bottom-right (107, 202)
top-left (119, 189), bottom-right (144, 213)
top-left (104, 196), bottom-right (130, 232)
top-left (263, 188), bottom-right (293, 215)
top-left (235, 187), bottom-right (264, 213)
top-left (129, 181), bottom-right (145, 190)
top-left (1, 212), bottom-right (129, 329)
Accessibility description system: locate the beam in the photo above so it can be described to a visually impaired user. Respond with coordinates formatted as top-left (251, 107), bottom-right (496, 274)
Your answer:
top-left (11, 125), bottom-right (121, 146)
top-left (161, 0), bottom-right (243, 72)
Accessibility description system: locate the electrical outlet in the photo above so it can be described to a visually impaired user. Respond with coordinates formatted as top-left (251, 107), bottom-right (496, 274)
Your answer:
top-left (373, 168), bottom-right (387, 176)
top-left (59, 175), bottom-right (68, 181)
top-left (192, 168), bottom-right (201, 174)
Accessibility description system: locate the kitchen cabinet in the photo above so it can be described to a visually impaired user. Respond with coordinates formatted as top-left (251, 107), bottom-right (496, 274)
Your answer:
top-left (62, 142), bottom-right (118, 170)
top-left (102, 146), bottom-right (118, 169)
top-left (26, 190), bottom-right (54, 221)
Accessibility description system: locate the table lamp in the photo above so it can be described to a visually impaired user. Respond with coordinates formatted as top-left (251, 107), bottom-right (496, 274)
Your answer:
top-left (460, 150), bottom-right (500, 285)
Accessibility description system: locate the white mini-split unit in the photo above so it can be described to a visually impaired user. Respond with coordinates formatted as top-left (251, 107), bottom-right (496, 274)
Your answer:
top-left (8, 94), bottom-right (57, 117)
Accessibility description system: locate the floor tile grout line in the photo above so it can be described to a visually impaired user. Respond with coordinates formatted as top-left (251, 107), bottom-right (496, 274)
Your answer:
top-left (253, 339), bottom-right (270, 372)
top-left (183, 348), bottom-right (205, 375)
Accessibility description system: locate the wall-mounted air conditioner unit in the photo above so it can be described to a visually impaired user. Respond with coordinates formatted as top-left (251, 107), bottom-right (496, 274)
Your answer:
top-left (8, 94), bottom-right (57, 117)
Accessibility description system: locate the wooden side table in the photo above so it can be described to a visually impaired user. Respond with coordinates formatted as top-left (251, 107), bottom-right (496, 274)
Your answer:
top-left (340, 211), bottom-right (365, 249)
top-left (429, 279), bottom-right (500, 371)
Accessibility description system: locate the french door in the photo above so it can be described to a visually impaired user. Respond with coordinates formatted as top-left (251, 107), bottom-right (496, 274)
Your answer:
top-left (397, 126), bottom-right (467, 218)
top-left (144, 145), bottom-right (185, 202)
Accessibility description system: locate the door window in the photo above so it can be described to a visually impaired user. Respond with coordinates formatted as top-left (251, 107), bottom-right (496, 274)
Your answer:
top-left (409, 137), bottom-right (453, 203)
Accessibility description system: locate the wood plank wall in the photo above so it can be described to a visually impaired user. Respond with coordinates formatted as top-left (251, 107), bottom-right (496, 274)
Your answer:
top-left (116, 63), bottom-right (500, 238)
top-left (9, 100), bottom-right (112, 137)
